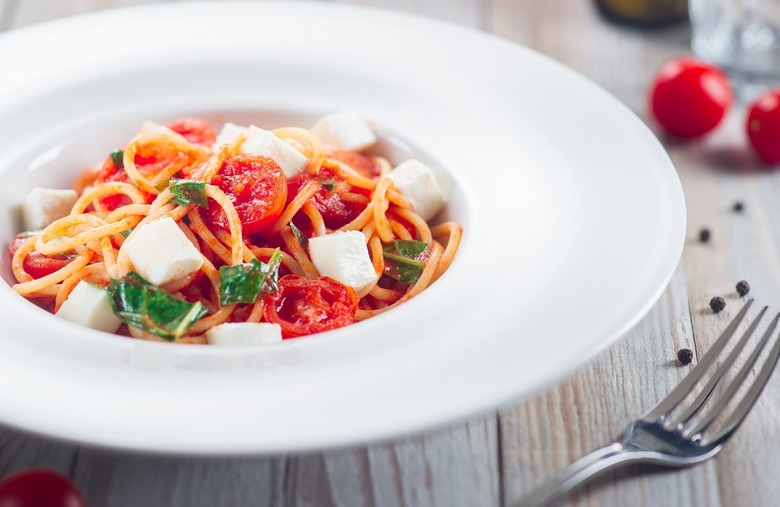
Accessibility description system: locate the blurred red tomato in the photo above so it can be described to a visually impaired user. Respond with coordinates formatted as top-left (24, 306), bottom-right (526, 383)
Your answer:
top-left (649, 57), bottom-right (732, 138)
top-left (747, 89), bottom-right (780, 164)
top-left (0, 469), bottom-right (85, 507)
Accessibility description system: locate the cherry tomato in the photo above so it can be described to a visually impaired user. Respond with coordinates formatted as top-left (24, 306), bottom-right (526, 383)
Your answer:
top-left (263, 275), bottom-right (359, 337)
top-left (746, 90), bottom-right (780, 164)
top-left (207, 154), bottom-right (288, 235)
top-left (287, 170), bottom-right (367, 231)
top-left (649, 57), bottom-right (732, 138)
top-left (329, 150), bottom-right (382, 178)
top-left (10, 234), bottom-right (71, 279)
top-left (0, 468), bottom-right (86, 507)
top-left (167, 117), bottom-right (217, 146)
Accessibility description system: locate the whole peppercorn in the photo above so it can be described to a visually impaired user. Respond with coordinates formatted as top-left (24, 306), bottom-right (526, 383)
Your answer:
top-left (699, 228), bottom-right (711, 243)
top-left (677, 348), bottom-right (694, 365)
top-left (736, 280), bottom-right (750, 297)
top-left (709, 296), bottom-right (726, 313)
top-left (733, 201), bottom-right (744, 213)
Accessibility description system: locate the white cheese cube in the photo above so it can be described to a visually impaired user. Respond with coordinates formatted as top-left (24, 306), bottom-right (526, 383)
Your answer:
top-left (56, 280), bottom-right (122, 333)
top-left (240, 125), bottom-right (308, 177)
top-left (123, 217), bottom-right (203, 286)
top-left (312, 112), bottom-right (377, 151)
top-left (308, 230), bottom-right (378, 292)
top-left (21, 187), bottom-right (78, 230)
top-left (213, 122), bottom-right (248, 151)
top-left (386, 160), bottom-right (447, 221)
top-left (206, 322), bottom-right (283, 346)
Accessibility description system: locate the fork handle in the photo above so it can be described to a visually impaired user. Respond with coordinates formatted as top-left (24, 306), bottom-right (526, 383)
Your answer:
top-left (514, 442), bottom-right (635, 507)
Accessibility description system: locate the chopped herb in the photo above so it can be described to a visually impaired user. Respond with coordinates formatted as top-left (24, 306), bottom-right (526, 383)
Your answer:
top-left (709, 296), bottom-right (726, 313)
top-left (169, 178), bottom-right (208, 209)
top-left (107, 272), bottom-right (207, 341)
top-left (119, 229), bottom-right (131, 238)
top-left (677, 348), bottom-right (694, 365)
top-left (736, 280), bottom-right (750, 297)
top-left (383, 240), bottom-right (429, 285)
top-left (110, 149), bottom-right (124, 169)
top-left (289, 222), bottom-right (308, 250)
top-left (219, 249), bottom-right (282, 305)
top-left (321, 180), bottom-right (336, 192)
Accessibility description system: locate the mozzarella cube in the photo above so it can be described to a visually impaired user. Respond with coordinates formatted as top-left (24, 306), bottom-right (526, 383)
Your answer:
top-left (56, 281), bottom-right (122, 333)
top-left (206, 322), bottom-right (283, 346)
top-left (21, 187), bottom-right (78, 230)
top-left (312, 112), bottom-right (377, 151)
top-left (213, 122), bottom-right (248, 151)
top-left (123, 217), bottom-right (203, 286)
top-left (386, 160), bottom-right (447, 221)
top-left (240, 125), bottom-right (308, 177)
top-left (309, 230), bottom-right (378, 292)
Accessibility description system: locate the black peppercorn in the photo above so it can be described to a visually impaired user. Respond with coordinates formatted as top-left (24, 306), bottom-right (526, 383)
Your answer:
top-left (709, 296), bottom-right (726, 313)
top-left (677, 348), bottom-right (694, 365)
top-left (699, 228), bottom-right (711, 243)
top-left (733, 201), bottom-right (744, 213)
top-left (736, 280), bottom-right (750, 297)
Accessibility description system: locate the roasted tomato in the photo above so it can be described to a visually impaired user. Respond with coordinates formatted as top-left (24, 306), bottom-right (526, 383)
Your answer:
top-left (649, 57), bottom-right (732, 138)
top-left (263, 275), bottom-right (359, 337)
top-left (167, 116), bottom-right (217, 146)
top-left (10, 234), bottom-right (71, 279)
top-left (207, 154), bottom-right (288, 235)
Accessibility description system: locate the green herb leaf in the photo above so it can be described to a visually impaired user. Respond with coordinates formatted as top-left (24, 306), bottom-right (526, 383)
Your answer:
top-left (289, 222), bottom-right (308, 250)
top-left (218, 249), bottom-right (283, 305)
top-left (321, 180), bottom-right (335, 192)
top-left (382, 240), bottom-right (430, 285)
top-left (169, 178), bottom-right (208, 208)
top-left (110, 149), bottom-right (124, 169)
top-left (107, 272), bottom-right (207, 341)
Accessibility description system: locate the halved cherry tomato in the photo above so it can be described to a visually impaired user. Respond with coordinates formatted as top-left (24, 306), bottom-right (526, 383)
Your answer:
top-left (0, 468), bottom-right (86, 507)
top-left (167, 117), bottom-right (217, 146)
top-left (747, 90), bottom-right (780, 164)
top-left (329, 150), bottom-right (382, 178)
top-left (287, 169), bottom-right (367, 231)
top-left (10, 234), bottom-right (71, 279)
top-left (207, 154), bottom-right (288, 235)
top-left (649, 57), bottom-right (732, 138)
top-left (263, 275), bottom-right (359, 337)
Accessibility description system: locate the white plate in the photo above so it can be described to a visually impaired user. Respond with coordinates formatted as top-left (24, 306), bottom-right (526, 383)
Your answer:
top-left (0, 2), bottom-right (685, 454)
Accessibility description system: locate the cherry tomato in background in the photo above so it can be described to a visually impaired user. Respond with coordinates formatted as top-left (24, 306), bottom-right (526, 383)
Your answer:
top-left (167, 117), bottom-right (217, 146)
top-left (263, 275), bottom-right (359, 338)
top-left (207, 154), bottom-right (288, 235)
top-left (649, 57), bottom-right (732, 138)
top-left (0, 468), bottom-right (86, 507)
top-left (746, 90), bottom-right (780, 164)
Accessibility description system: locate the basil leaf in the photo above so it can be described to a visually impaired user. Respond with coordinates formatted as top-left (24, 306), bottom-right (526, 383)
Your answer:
top-left (169, 178), bottom-right (208, 209)
top-left (382, 240), bottom-right (429, 285)
top-left (289, 222), bottom-right (308, 250)
top-left (321, 180), bottom-right (335, 192)
top-left (111, 149), bottom-right (124, 169)
top-left (218, 249), bottom-right (283, 305)
top-left (107, 272), bottom-right (207, 341)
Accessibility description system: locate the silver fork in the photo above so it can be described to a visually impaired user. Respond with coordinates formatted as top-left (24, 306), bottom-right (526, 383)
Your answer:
top-left (516, 299), bottom-right (780, 507)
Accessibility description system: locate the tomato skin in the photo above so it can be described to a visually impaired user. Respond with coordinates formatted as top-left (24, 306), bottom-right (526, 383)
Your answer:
top-left (649, 57), bottom-right (732, 138)
top-left (747, 90), bottom-right (780, 164)
top-left (263, 275), bottom-right (359, 337)
top-left (10, 234), bottom-right (70, 279)
top-left (0, 468), bottom-right (86, 507)
top-left (167, 117), bottom-right (217, 146)
top-left (329, 150), bottom-right (382, 178)
top-left (208, 154), bottom-right (288, 235)
top-left (287, 170), bottom-right (367, 231)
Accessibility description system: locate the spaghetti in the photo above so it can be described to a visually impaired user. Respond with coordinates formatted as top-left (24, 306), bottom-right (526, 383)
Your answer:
top-left (9, 116), bottom-right (462, 343)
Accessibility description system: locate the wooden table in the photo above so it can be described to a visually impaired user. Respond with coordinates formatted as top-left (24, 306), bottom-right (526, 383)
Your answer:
top-left (1, 1), bottom-right (779, 505)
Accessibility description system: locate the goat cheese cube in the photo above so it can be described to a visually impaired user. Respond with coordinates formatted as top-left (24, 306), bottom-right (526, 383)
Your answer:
top-left (206, 322), bottom-right (283, 346)
top-left (240, 125), bottom-right (309, 177)
top-left (386, 160), bottom-right (447, 221)
top-left (123, 217), bottom-right (203, 286)
top-left (312, 112), bottom-right (377, 151)
top-left (21, 187), bottom-right (78, 230)
top-left (308, 230), bottom-right (378, 292)
top-left (213, 122), bottom-right (248, 151)
top-left (56, 281), bottom-right (122, 333)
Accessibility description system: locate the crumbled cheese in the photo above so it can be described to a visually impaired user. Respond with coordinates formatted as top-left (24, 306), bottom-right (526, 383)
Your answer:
top-left (206, 322), bottom-right (283, 346)
top-left (123, 217), bottom-right (203, 286)
top-left (386, 160), bottom-right (447, 221)
top-left (21, 187), bottom-right (78, 230)
top-left (56, 281), bottom-right (122, 333)
top-left (312, 112), bottom-right (377, 151)
top-left (308, 230), bottom-right (378, 292)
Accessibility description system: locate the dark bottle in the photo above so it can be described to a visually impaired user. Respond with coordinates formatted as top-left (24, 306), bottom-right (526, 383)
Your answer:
top-left (594, 0), bottom-right (688, 27)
